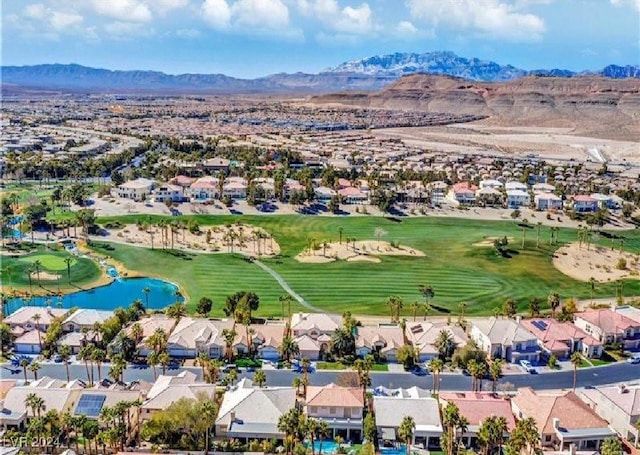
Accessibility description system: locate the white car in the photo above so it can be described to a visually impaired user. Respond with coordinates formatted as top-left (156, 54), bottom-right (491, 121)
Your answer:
top-left (627, 354), bottom-right (640, 364)
top-left (519, 359), bottom-right (536, 373)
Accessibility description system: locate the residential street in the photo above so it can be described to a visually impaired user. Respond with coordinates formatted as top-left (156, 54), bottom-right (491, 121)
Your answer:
top-left (4, 361), bottom-right (639, 392)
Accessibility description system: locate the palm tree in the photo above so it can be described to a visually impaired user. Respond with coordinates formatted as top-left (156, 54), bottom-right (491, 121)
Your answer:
top-left (147, 351), bottom-right (159, 380)
top-left (59, 344), bottom-right (72, 383)
top-left (280, 335), bottom-right (300, 362)
top-left (434, 329), bottom-right (456, 360)
top-left (279, 294), bottom-right (293, 320)
top-left (79, 344), bottom-right (95, 385)
top-left (570, 351), bottom-right (582, 391)
top-left (254, 369), bottom-right (267, 387)
top-left (28, 361), bottom-right (41, 381)
top-left (196, 351), bottom-right (210, 379)
top-left (428, 358), bottom-right (444, 394)
top-left (33, 259), bottom-right (42, 282)
top-left (32, 313), bottom-right (43, 351)
top-left (292, 376), bottom-right (304, 397)
top-left (489, 359), bottom-right (504, 393)
top-left (548, 292), bottom-right (561, 317)
top-left (589, 277), bottom-right (597, 304)
top-left (130, 322), bottom-right (143, 343)
top-left (158, 351), bottom-right (171, 375)
top-left (478, 415), bottom-right (508, 455)
top-left (20, 358), bottom-right (30, 383)
top-left (222, 327), bottom-right (237, 361)
top-left (142, 287), bottom-right (150, 311)
top-left (202, 400), bottom-right (217, 455)
top-left (442, 402), bottom-right (469, 455)
top-left (398, 416), bottom-right (416, 455)
top-left (92, 347), bottom-right (106, 382)
top-left (25, 392), bottom-right (46, 417)
top-left (410, 301), bottom-right (421, 321)
top-left (338, 226), bottom-right (343, 244)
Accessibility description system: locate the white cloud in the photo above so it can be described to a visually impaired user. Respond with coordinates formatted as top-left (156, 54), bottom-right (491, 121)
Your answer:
top-left (298, 0), bottom-right (375, 35)
top-left (202, 0), bottom-right (232, 29)
top-left (174, 28), bottom-right (202, 38)
top-left (231, 0), bottom-right (290, 29)
top-left (90, 0), bottom-right (153, 23)
top-left (406, 0), bottom-right (546, 41)
top-left (103, 21), bottom-right (151, 37)
top-left (396, 20), bottom-right (418, 35)
top-left (51, 11), bottom-right (84, 30)
top-left (152, 0), bottom-right (191, 13)
top-left (24, 3), bottom-right (48, 20)
top-left (610, 0), bottom-right (640, 12)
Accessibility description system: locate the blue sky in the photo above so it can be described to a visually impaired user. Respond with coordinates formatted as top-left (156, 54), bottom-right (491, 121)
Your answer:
top-left (2, 0), bottom-right (639, 78)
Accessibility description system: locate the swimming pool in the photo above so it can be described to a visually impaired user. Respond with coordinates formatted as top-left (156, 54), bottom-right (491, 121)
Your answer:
top-left (5, 277), bottom-right (184, 314)
top-left (380, 445), bottom-right (407, 455)
top-left (305, 440), bottom-right (340, 454)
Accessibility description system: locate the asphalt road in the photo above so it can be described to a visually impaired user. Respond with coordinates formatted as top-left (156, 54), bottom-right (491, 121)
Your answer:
top-left (4, 362), bottom-right (639, 392)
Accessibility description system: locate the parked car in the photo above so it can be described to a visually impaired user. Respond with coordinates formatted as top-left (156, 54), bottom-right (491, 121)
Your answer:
top-left (626, 354), bottom-right (640, 364)
top-left (222, 364), bottom-right (238, 373)
top-left (410, 365), bottom-right (427, 376)
top-left (53, 354), bottom-right (63, 363)
top-left (519, 359), bottom-right (536, 373)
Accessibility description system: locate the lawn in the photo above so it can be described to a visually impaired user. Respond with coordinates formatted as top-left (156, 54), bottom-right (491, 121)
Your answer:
top-left (316, 361), bottom-right (347, 370)
top-left (89, 213), bottom-right (640, 317)
top-left (1, 245), bottom-right (101, 292)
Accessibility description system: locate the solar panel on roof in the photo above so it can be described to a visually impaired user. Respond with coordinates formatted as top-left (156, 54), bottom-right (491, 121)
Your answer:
top-left (75, 394), bottom-right (106, 417)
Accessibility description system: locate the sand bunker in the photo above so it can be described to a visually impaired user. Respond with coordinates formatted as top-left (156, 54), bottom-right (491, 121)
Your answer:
top-left (552, 242), bottom-right (640, 282)
top-left (296, 240), bottom-right (424, 264)
top-left (473, 236), bottom-right (516, 247)
top-left (30, 271), bottom-right (61, 281)
top-left (107, 223), bottom-right (280, 256)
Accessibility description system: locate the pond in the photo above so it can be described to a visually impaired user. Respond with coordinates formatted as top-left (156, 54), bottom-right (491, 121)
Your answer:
top-left (5, 277), bottom-right (184, 315)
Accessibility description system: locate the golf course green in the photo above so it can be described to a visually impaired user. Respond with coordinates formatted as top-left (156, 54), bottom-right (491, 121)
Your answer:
top-left (88, 214), bottom-right (640, 318)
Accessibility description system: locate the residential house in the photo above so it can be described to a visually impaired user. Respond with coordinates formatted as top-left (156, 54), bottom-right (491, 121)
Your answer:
top-left (153, 183), bottom-right (185, 203)
top-left (506, 189), bottom-right (531, 209)
top-left (314, 186), bottom-right (337, 203)
top-left (62, 309), bottom-right (114, 333)
top-left (234, 323), bottom-right (285, 360)
top-left (57, 330), bottom-right (100, 355)
top-left (470, 318), bottom-right (541, 363)
top-left (373, 396), bottom-right (443, 449)
top-left (479, 179), bottom-right (503, 190)
top-left (534, 193), bottom-right (563, 211)
top-left (405, 322), bottom-right (469, 362)
top-left (115, 178), bottom-right (155, 201)
top-left (574, 309), bottom-right (640, 350)
top-left (355, 325), bottom-right (405, 362)
top-left (188, 176), bottom-right (219, 202)
top-left (572, 195), bottom-right (599, 213)
top-left (338, 186), bottom-right (368, 205)
top-left (5, 307), bottom-right (68, 333)
top-left (476, 187), bottom-right (503, 207)
top-left (512, 387), bottom-right (616, 451)
top-left (202, 157), bottom-right (230, 172)
top-left (520, 319), bottom-right (603, 359)
top-left (447, 182), bottom-right (477, 206)
top-left (223, 177), bottom-right (248, 199)
top-left (427, 181), bottom-right (448, 206)
top-left (439, 392), bottom-right (516, 449)
top-left (590, 193), bottom-right (616, 209)
top-left (291, 313), bottom-right (341, 360)
top-left (304, 383), bottom-right (365, 442)
top-left (166, 317), bottom-right (234, 358)
top-left (13, 329), bottom-right (46, 354)
top-left (142, 371), bottom-right (217, 420)
top-left (580, 383), bottom-right (640, 446)
top-left (505, 181), bottom-right (528, 192)
top-left (124, 315), bottom-right (176, 357)
top-left (616, 305), bottom-right (640, 325)
top-left (215, 378), bottom-right (296, 441)
top-left (168, 175), bottom-right (194, 188)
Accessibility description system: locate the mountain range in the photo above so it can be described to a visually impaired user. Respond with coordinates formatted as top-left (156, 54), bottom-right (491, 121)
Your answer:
top-left (2, 51), bottom-right (638, 93)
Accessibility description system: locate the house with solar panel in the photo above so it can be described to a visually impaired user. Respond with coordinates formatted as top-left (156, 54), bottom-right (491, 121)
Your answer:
top-left (520, 319), bottom-right (603, 360)
top-left (470, 317), bottom-right (541, 363)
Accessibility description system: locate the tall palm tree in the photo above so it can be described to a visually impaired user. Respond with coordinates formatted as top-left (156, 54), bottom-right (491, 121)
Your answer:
top-left (92, 347), bottom-right (106, 382)
top-left (142, 287), bottom-right (150, 311)
top-left (147, 351), bottom-right (159, 380)
top-left (32, 313), bottom-right (43, 351)
top-left (64, 257), bottom-right (73, 283)
top-left (59, 344), bottom-right (72, 383)
top-left (489, 359), bottom-right (504, 393)
top-left (589, 277), bottom-right (597, 304)
top-left (20, 358), bottom-right (30, 383)
top-left (548, 292), bottom-right (561, 317)
top-left (158, 351), bottom-right (171, 375)
top-left (428, 358), bottom-right (444, 394)
top-left (28, 361), bottom-right (41, 381)
top-left (398, 416), bottom-right (416, 455)
top-left (410, 301), bottom-right (421, 321)
top-left (570, 352), bottom-right (582, 391)
top-left (280, 335), bottom-right (300, 362)
top-left (202, 400), bottom-right (217, 455)
top-left (79, 344), bottom-right (95, 385)
top-left (25, 392), bottom-right (46, 417)
top-left (254, 369), bottom-right (267, 387)
top-left (442, 402), bottom-right (469, 455)
top-left (434, 329), bottom-right (456, 360)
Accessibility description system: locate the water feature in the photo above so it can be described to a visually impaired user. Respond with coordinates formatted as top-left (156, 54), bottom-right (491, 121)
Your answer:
top-left (380, 446), bottom-right (407, 455)
top-left (305, 441), bottom-right (340, 454)
top-left (5, 277), bottom-right (184, 315)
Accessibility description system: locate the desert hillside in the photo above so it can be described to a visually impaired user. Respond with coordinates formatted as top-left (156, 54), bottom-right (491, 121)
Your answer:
top-left (312, 75), bottom-right (640, 141)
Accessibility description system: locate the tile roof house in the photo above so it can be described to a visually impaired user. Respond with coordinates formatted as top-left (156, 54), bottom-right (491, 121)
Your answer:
top-left (13, 329), bottom-right (46, 354)
top-left (574, 309), bottom-right (640, 349)
top-left (166, 317), bottom-right (234, 358)
top-left (291, 313), bottom-right (341, 360)
top-left (405, 322), bottom-right (469, 362)
top-left (234, 323), bottom-right (285, 361)
top-left (511, 387), bottom-right (615, 451)
top-left (5, 307), bottom-right (68, 332)
top-left (124, 315), bottom-right (175, 357)
top-left (520, 319), bottom-right (603, 359)
top-left (305, 383), bottom-right (365, 442)
top-left (62, 309), bottom-right (114, 333)
top-left (215, 378), bottom-right (296, 441)
top-left (439, 392), bottom-right (516, 449)
top-left (141, 371), bottom-right (217, 420)
top-left (580, 383), bottom-right (640, 446)
top-left (355, 325), bottom-right (405, 362)
top-left (470, 318), bottom-right (541, 363)
top-left (373, 396), bottom-right (442, 449)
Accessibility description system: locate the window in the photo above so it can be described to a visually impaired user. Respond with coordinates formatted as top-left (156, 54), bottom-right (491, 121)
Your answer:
top-left (309, 406), bottom-right (317, 414)
top-left (545, 435), bottom-right (552, 442)
top-left (330, 407), bottom-right (336, 414)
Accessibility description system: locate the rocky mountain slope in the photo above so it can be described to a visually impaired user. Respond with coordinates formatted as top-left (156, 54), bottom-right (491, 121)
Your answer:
top-left (312, 74), bottom-right (640, 140)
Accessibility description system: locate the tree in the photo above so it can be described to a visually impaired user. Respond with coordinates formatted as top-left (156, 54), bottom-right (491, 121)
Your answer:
top-left (280, 335), bottom-right (300, 362)
top-left (59, 344), bottom-right (72, 383)
top-left (196, 297), bottom-right (213, 316)
top-left (166, 302), bottom-right (186, 324)
top-left (91, 347), bottom-right (106, 382)
top-left (224, 291), bottom-right (259, 320)
top-left (441, 402), bottom-right (469, 455)
top-left (398, 416), bottom-right (415, 455)
top-left (28, 361), bottom-right (41, 381)
top-left (418, 284), bottom-right (435, 306)
top-left (548, 292), bottom-right (561, 316)
top-left (64, 257), bottom-right (73, 283)
top-left (503, 299), bottom-right (517, 318)
top-left (20, 358), bottom-right (30, 383)
top-left (489, 359), bottom-right (504, 393)
top-left (507, 417), bottom-right (539, 455)
top-left (32, 313), bottom-right (43, 351)
top-left (363, 413), bottom-right (377, 445)
top-left (254, 369), bottom-right (267, 387)
top-left (571, 351), bottom-right (582, 391)
top-left (26, 392), bottom-right (46, 417)
top-left (330, 328), bottom-right (355, 359)
top-left (589, 277), bottom-right (597, 304)
top-left (529, 298), bottom-right (541, 317)
top-left (600, 437), bottom-right (623, 455)
top-left (428, 358), bottom-right (444, 394)
top-left (435, 329), bottom-right (457, 361)
top-left (202, 400), bottom-right (217, 455)
top-left (396, 345), bottom-right (416, 371)
top-left (478, 416), bottom-right (508, 455)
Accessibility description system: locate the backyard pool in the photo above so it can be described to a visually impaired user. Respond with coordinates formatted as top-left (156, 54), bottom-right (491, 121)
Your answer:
top-left (5, 277), bottom-right (184, 315)
top-left (305, 441), bottom-right (340, 454)
top-left (380, 446), bottom-right (407, 455)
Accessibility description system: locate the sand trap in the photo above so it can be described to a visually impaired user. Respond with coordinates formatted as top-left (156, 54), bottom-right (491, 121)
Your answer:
top-left (552, 242), bottom-right (640, 282)
top-left (30, 271), bottom-right (61, 281)
top-left (473, 236), bottom-right (516, 247)
top-left (296, 240), bottom-right (424, 264)
top-left (107, 223), bottom-right (280, 256)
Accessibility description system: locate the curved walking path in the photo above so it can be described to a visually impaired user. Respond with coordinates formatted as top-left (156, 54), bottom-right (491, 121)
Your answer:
top-left (250, 258), bottom-right (324, 313)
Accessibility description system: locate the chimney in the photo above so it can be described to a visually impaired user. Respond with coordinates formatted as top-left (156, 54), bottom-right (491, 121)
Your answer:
top-left (230, 411), bottom-right (236, 422)
top-left (553, 418), bottom-right (560, 430)
top-left (516, 316), bottom-right (522, 323)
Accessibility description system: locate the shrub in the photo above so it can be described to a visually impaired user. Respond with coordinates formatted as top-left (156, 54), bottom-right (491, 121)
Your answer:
top-left (616, 258), bottom-right (627, 270)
